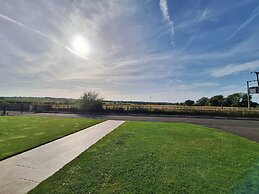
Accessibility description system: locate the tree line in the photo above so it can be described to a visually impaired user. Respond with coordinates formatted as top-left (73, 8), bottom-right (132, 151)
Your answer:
top-left (1, 92), bottom-right (258, 112)
top-left (182, 93), bottom-right (258, 107)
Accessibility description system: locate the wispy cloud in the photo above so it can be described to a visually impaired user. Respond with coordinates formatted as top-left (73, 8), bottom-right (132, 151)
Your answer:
top-left (199, 8), bottom-right (208, 21)
top-left (0, 12), bottom-right (89, 61)
top-left (1, 0), bottom-right (259, 102)
top-left (210, 60), bottom-right (259, 77)
top-left (229, 4), bottom-right (259, 38)
top-left (159, 0), bottom-right (175, 47)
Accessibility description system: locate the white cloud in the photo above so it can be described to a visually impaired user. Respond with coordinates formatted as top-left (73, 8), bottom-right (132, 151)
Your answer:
top-left (0, 0), bottom-right (184, 100)
top-left (1, 0), bottom-right (259, 102)
top-left (0, 12), bottom-right (89, 61)
top-left (159, 0), bottom-right (175, 47)
top-left (210, 60), bottom-right (259, 77)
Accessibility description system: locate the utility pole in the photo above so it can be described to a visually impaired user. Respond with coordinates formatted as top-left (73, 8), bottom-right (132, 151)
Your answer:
top-left (254, 71), bottom-right (259, 87)
top-left (247, 81), bottom-right (251, 109)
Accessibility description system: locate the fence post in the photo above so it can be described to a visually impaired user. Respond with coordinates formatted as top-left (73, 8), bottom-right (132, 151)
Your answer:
top-left (3, 105), bottom-right (6, 115)
top-left (21, 103), bottom-right (24, 114)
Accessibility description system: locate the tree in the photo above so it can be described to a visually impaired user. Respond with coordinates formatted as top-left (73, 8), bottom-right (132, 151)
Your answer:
top-left (239, 93), bottom-right (252, 107)
top-left (79, 91), bottom-right (103, 112)
top-left (184, 100), bottom-right (195, 106)
top-left (195, 97), bottom-right (209, 106)
top-left (207, 95), bottom-right (225, 106)
top-left (0, 100), bottom-right (8, 115)
top-left (225, 93), bottom-right (242, 107)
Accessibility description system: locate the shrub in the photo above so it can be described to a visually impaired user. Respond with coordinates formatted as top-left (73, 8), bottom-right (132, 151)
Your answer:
top-left (79, 91), bottom-right (103, 113)
top-left (184, 100), bottom-right (195, 106)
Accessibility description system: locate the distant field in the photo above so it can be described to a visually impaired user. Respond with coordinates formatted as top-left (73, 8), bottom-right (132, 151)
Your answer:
top-left (104, 104), bottom-right (259, 117)
top-left (2, 98), bottom-right (259, 117)
top-left (0, 116), bottom-right (103, 160)
top-left (30, 121), bottom-right (259, 194)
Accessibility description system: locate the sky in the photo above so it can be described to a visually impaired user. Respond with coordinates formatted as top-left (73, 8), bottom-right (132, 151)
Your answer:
top-left (0, 0), bottom-right (259, 102)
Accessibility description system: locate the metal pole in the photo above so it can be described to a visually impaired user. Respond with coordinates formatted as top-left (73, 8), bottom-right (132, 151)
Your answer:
top-left (3, 105), bottom-right (6, 115)
top-left (21, 103), bottom-right (24, 114)
top-left (252, 71), bottom-right (259, 87)
top-left (247, 81), bottom-right (250, 109)
top-left (255, 72), bottom-right (259, 87)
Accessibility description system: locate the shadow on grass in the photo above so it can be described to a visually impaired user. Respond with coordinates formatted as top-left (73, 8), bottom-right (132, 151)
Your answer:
top-left (235, 159), bottom-right (259, 194)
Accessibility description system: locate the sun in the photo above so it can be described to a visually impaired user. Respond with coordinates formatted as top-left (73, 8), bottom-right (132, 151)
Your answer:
top-left (71, 35), bottom-right (90, 56)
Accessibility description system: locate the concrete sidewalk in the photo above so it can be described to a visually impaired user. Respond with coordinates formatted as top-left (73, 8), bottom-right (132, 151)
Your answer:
top-left (0, 120), bottom-right (125, 194)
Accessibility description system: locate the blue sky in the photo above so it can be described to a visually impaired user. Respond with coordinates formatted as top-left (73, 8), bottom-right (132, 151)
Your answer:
top-left (0, 0), bottom-right (259, 102)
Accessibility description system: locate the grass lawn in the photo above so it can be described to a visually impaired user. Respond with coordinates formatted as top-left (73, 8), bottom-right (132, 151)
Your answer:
top-left (0, 116), bottom-right (103, 160)
top-left (30, 121), bottom-right (259, 194)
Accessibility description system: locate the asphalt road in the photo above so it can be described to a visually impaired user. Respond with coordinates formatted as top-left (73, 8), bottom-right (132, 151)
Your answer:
top-left (28, 113), bottom-right (259, 143)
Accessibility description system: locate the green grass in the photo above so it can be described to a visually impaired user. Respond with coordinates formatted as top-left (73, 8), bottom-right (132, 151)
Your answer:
top-left (30, 121), bottom-right (259, 194)
top-left (0, 116), bottom-right (103, 160)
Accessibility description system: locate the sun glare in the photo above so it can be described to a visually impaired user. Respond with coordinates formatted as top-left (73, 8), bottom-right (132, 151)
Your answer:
top-left (71, 35), bottom-right (90, 56)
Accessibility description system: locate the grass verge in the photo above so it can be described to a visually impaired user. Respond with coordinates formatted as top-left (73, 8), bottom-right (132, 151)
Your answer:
top-left (30, 121), bottom-right (259, 193)
top-left (0, 116), bottom-right (103, 160)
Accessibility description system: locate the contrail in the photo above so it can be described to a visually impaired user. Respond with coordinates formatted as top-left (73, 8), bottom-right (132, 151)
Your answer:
top-left (229, 5), bottom-right (259, 39)
top-left (0, 12), bottom-right (89, 60)
top-left (159, 0), bottom-right (176, 47)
